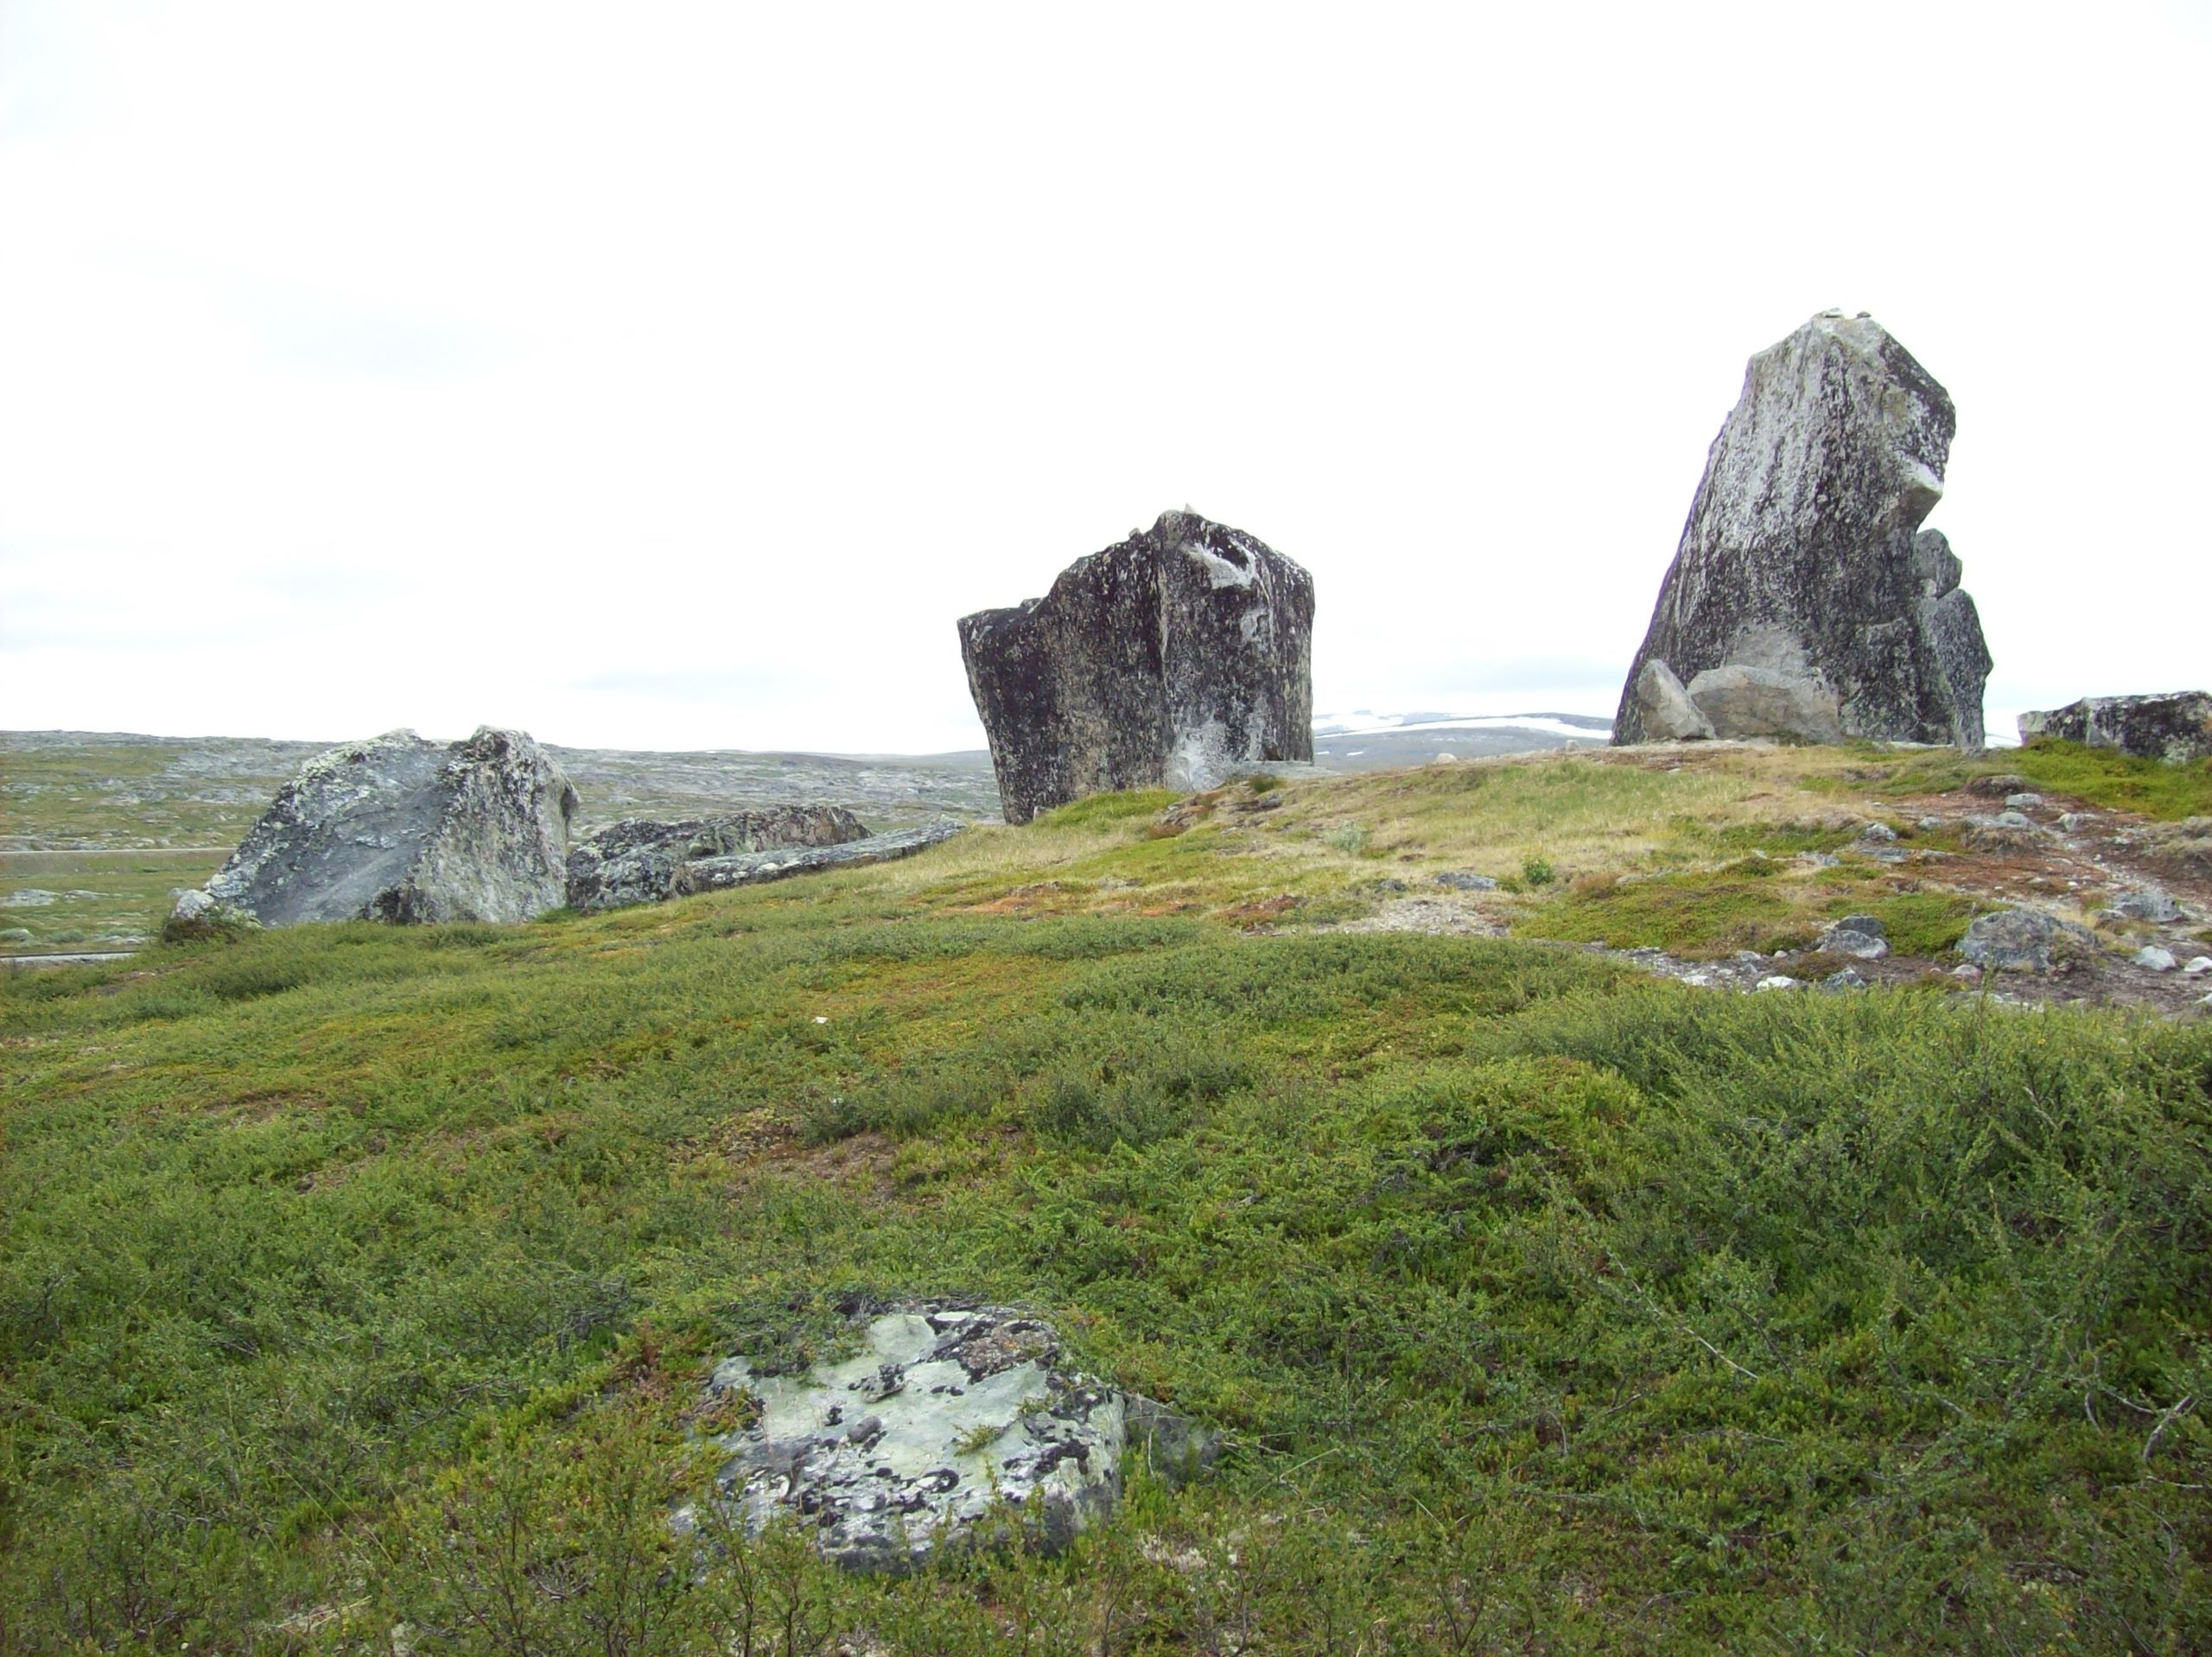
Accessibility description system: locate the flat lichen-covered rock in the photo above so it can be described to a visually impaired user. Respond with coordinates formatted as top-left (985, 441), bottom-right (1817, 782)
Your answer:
top-left (958, 511), bottom-right (1313, 825)
top-left (182, 727), bottom-right (577, 926)
top-left (1612, 311), bottom-right (1992, 749)
top-left (2019, 693), bottom-right (2212, 765)
top-left (565, 806), bottom-right (869, 911)
top-left (690, 1304), bottom-right (1211, 1575)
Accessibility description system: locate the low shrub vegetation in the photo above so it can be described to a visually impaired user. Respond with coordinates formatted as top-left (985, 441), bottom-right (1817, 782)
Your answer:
top-left (4, 746), bottom-right (2209, 1652)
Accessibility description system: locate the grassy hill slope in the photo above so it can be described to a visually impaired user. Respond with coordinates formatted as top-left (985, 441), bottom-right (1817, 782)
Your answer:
top-left (3, 746), bottom-right (2209, 1653)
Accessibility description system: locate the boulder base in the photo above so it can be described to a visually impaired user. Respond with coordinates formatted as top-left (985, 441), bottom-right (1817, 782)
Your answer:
top-left (1613, 313), bottom-right (1991, 749)
top-left (184, 727), bottom-right (577, 927)
top-left (959, 511), bottom-right (1313, 824)
top-left (2019, 693), bottom-right (2212, 765)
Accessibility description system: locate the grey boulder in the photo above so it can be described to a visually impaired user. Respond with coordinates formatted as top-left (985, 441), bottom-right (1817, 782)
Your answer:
top-left (1686, 665), bottom-right (1844, 742)
top-left (1818, 915), bottom-right (1890, 959)
top-left (959, 511), bottom-right (1313, 825)
top-left (694, 1305), bottom-right (1208, 1575)
top-left (668, 821), bottom-right (966, 896)
top-left (184, 728), bottom-right (577, 927)
top-left (2107, 885), bottom-right (2183, 924)
top-left (2019, 692), bottom-right (2212, 765)
top-left (1612, 312), bottom-right (1991, 749)
top-left (566, 807), bottom-right (869, 911)
top-left (1627, 659), bottom-right (1716, 741)
top-left (1959, 907), bottom-right (2095, 973)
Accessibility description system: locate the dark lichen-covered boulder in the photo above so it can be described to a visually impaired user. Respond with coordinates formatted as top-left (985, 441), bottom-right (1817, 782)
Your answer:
top-left (565, 806), bottom-right (869, 911)
top-left (1612, 312), bottom-right (1992, 749)
top-left (2019, 693), bottom-right (2212, 765)
top-left (958, 511), bottom-right (1313, 824)
top-left (179, 727), bottom-right (577, 927)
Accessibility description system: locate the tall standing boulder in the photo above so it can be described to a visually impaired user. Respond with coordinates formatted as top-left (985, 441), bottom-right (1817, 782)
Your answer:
top-left (1611, 311), bottom-right (1992, 749)
top-left (181, 727), bottom-right (578, 927)
top-left (958, 511), bottom-right (1314, 824)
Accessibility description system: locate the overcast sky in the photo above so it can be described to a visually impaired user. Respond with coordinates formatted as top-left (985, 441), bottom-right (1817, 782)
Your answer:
top-left (3, 3), bottom-right (2206, 754)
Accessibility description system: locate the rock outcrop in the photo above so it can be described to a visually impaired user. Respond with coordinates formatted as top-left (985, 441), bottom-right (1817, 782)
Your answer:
top-left (1612, 311), bottom-right (1992, 748)
top-left (959, 511), bottom-right (1314, 824)
top-left (179, 727), bottom-right (577, 927)
top-left (2019, 693), bottom-right (2212, 765)
top-left (691, 1304), bottom-right (1211, 1574)
top-left (565, 807), bottom-right (869, 912)
top-left (668, 820), bottom-right (966, 895)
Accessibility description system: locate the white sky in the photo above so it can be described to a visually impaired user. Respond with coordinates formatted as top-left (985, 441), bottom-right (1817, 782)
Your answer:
top-left (3, 2), bottom-right (2206, 754)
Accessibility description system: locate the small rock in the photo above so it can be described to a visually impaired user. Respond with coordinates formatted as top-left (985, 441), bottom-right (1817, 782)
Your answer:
top-left (162, 887), bottom-right (261, 943)
top-left (2108, 886), bottom-right (2183, 924)
top-left (0, 926), bottom-right (32, 944)
top-left (1916, 816), bottom-right (1943, 832)
top-left (1859, 822), bottom-right (1899, 844)
top-left (1821, 967), bottom-right (1868, 991)
top-left (1756, 975), bottom-right (1802, 991)
top-left (2056, 812), bottom-right (2091, 833)
top-left (1375, 878), bottom-right (1408, 892)
top-left (1951, 962), bottom-right (1982, 979)
top-left (1818, 920), bottom-right (1890, 960)
top-left (1993, 810), bottom-right (2036, 830)
top-left (1801, 851), bottom-right (1841, 868)
top-left (2184, 956), bottom-right (2212, 975)
top-left (1959, 907), bottom-right (2096, 973)
top-left (2004, 792), bottom-right (2044, 810)
top-left (1967, 774), bottom-right (2031, 798)
top-left (2133, 946), bottom-right (2178, 972)
top-left (1432, 871), bottom-right (1498, 892)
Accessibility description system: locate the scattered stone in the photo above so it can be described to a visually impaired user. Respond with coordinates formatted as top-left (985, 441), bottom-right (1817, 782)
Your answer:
top-left (693, 1305), bottom-right (1206, 1575)
top-left (960, 511), bottom-right (1314, 824)
top-left (2107, 886), bottom-right (2183, 924)
top-left (567, 807), bottom-right (870, 912)
top-left (2019, 692), bottom-right (2212, 765)
top-left (2185, 956), bottom-right (2212, 975)
top-left (1859, 822), bottom-right (1899, 844)
top-left (1432, 871), bottom-right (1499, 892)
top-left (1917, 816), bottom-right (1944, 832)
top-left (2004, 792), bottom-right (2044, 811)
top-left (1951, 962), bottom-right (1982, 980)
top-left (2133, 946), bottom-right (2178, 972)
top-left (1821, 968), bottom-right (1868, 991)
top-left (180, 728), bottom-right (577, 927)
top-left (1611, 311), bottom-right (1990, 748)
top-left (1967, 774), bottom-right (2032, 798)
top-left (1801, 852), bottom-right (1841, 868)
top-left (1627, 659), bottom-right (1716, 741)
top-left (2056, 812), bottom-right (2091, 834)
top-left (1959, 907), bottom-right (2096, 973)
top-left (0, 926), bottom-right (33, 944)
top-left (1756, 975), bottom-right (1802, 991)
top-left (669, 822), bottom-right (965, 895)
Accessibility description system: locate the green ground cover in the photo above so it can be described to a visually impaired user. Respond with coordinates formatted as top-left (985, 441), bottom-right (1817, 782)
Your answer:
top-left (3, 784), bottom-right (2209, 1653)
top-left (0, 849), bottom-right (226, 952)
